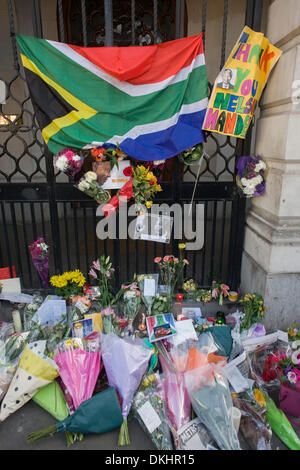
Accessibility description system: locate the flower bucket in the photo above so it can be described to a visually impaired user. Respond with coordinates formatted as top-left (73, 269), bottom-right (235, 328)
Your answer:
top-left (279, 382), bottom-right (300, 423)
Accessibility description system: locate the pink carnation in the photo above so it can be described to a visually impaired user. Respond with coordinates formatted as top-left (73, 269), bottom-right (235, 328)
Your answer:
top-left (154, 257), bottom-right (162, 263)
top-left (287, 371), bottom-right (298, 384)
top-left (183, 259), bottom-right (189, 264)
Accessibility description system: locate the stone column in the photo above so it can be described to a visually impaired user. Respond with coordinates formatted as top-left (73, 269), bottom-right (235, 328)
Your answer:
top-left (240, 0), bottom-right (300, 331)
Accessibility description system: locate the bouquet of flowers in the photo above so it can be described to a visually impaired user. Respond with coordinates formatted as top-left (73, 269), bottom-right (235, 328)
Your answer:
top-left (159, 355), bottom-right (191, 449)
top-left (27, 387), bottom-right (123, 444)
top-left (0, 341), bottom-right (59, 421)
top-left (54, 149), bottom-right (84, 178)
top-left (239, 293), bottom-right (267, 332)
top-left (50, 270), bottom-right (86, 300)
top-left (137, 274), bottom-right (157, 317)
top-left (77, 171), bottom-right (111, 204)
top-left (178, 143), bottom-right (204, 166)
top-left (182, 278), bottom-right (197, 300)
top-left (132, 372), bottom-right (173, 450)
top-left (276, 348), bottom-right (300, 389)
top-left (196, 289), bottom-right (212, 303)
top-left (102, 165), bottom-right (162, 218)
top-left (154, 255), bottom-right (189, 296)
top-left (287, 324), bottom-right (300, 342)
top-left (29, 238), bottom-right (49, 288)
top-left (184, 364), bottom-right (241, 450)
top-left (122, 282), bottom-right (142, 334)
top-left (102, 334), bottom-right (153, 445)
top-left (54, 335), bottom-right (101, 410)
top-left (138, 159), bottom-right (166, 181)
top-left (211, 279), bottom-right (230, 305)
top-left (152, 294), bottom-right (170, 315)
top-left (23, 299), bottom-right (43, 331)
top-left (236, 155), bottom-right (267, 197)
top-left (91, 144), bottom-right (126, 169)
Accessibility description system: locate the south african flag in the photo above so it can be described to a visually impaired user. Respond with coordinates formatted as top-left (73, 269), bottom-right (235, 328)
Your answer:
top-left (17, 33), bottom-right (208, 161)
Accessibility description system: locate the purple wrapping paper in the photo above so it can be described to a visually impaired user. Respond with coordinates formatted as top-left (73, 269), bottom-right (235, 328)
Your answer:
top-left (32, 256), bottom-right (49, 288)
top-left (102, 334), bottom-right (152, 419)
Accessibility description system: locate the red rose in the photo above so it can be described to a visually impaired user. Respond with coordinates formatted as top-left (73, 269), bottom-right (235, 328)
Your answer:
top-left (123, 166), bottom-right (133, 177)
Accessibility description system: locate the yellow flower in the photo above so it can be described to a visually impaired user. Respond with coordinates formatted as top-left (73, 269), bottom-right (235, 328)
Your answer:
top-left (178, 243), bottom-right (186, 250)
top-left (254, 388), bottom-right (266, 407)
top-left (146, 201), bottom-right (153, 209)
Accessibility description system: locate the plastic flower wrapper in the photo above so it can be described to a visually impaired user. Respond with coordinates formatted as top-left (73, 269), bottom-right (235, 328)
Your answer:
top-left (260, 390), bottom-right (300, 450)
top-left (0, 340), bottom-right (59, 421)
top-left (54, 334), bottom-right (101, 410)
top-left (27, 387), bottom-right (123, 444)
top-left (184, 363), bottom-right (241, 450)
top-left (122, 283), bottom-right (142, 334)
top-left (231, 389), bottom-right (272, 450)
top-left (158, 350), bottom-right (191, 449)
top-left (137, 274), bottom-right (157, 316)
top-left (132, 372), bottom-right (173, 450)
top-left (246, 334), bottom-right (290, 392)
top-left (29, 238), bottom-right (49, 288)
top-left (101, 333), bottom-right (153, 445)
top-left (32, 380), bottom-right (76, 446)
top-left (0, 331), bottom-right (37, 402)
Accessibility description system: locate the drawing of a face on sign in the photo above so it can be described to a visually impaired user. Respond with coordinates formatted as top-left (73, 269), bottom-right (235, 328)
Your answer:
top-left (217, 68), bottom-right (237, 90)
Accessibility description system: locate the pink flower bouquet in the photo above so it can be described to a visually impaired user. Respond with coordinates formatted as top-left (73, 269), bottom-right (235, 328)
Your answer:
top-left (54, 149), bottom-right (84, 179)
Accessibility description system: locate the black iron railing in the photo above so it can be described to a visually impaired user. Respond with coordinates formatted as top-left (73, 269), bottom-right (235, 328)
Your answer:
top-left (0, 0), bottom-right (263, 291)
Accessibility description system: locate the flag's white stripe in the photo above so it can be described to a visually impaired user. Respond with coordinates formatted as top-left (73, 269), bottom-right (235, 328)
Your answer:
top-left (82, 97), bottom-right (208, 148)
top-left (47, 40), bottom-right (205, 97)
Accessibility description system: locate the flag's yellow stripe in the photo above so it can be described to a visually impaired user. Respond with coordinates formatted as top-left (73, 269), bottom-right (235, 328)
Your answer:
top-left (20, 53), bottom-right (97, 143)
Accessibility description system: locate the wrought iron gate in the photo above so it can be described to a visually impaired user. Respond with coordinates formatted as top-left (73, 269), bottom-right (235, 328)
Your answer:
top-left (0, 0), bottom-right (263, 291)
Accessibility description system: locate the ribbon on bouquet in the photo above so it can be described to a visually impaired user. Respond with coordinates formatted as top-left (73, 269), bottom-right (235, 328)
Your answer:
top-left (102, 178), bottom-right (134, 218)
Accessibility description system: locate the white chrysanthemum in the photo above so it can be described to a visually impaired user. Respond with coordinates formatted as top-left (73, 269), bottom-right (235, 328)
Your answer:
top-left (241, 177), bottom-right (248, 186)
top-left (84, 171), bottom-right (97, 182)
top-left (254, 161), bottom-right (266, 172)
top-left (55, 156), bottom-right (68, 171)
top-left (243, 186), bottom-right (255, 195)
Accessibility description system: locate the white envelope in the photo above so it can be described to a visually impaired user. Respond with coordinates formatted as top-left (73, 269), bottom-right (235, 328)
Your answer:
top-left (0, 277), bottom-right (21, 293)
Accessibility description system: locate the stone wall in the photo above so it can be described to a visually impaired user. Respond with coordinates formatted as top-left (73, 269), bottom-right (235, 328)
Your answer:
top-left (241, 0), bottom-right (300, 331)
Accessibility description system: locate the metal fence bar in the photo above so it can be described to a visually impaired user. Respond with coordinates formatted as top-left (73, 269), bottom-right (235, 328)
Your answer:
top-left (153, 0), bottom-right (158, 44)
top-left (58, 0), bottom-right (65, 43)
top-left (7, 0), bottom-right (19, 71)
top-left (220, 0), bottom-right (229, 69)
top-left (131, 0), bottom-right (135, 45)
top-left (104, 0), bottom-right (114, 46)
top-left (81, 0), bottom-right (88, 46)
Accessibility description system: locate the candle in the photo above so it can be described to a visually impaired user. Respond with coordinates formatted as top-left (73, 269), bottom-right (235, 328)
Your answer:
top-left (228, 291), bottom-right (238, 302)
top-left (12, 309), bottom-right (22, 333)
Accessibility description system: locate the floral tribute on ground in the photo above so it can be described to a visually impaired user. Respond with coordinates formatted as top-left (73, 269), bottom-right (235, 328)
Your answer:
top-left (1, 245), bottom-right (300, 451)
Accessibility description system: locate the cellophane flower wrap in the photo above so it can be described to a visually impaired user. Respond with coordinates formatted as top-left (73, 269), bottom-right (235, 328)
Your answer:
top-left (77, 171), bottom-right (110, 204)
top-left (29, 238), bottom-right (49, 288)
top-left (54, 149), bottom-right (84, 178)
top-left (179, 143), bottom-right (203, 165)
top-left (122, 282), bottom-right (142, 333)
top-left (0, 340), bottom-right (59, 422)
top-left (158, 344), bottom-right (191, 449)
top-left (236, 155), bottom-right (267, 197)
top-left (132, 372), bottom-right (173, 450)
top-left (184, 363), bottom-right (241, 450)
top-left (101, 333), bottom-right (153, 445)
top-left (54, 334), bottom-right (101, 410)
